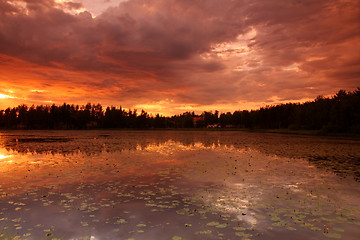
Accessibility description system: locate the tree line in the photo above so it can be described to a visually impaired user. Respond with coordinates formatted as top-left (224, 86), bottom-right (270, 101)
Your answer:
top-left (0, 88), bottom-right (359, 134)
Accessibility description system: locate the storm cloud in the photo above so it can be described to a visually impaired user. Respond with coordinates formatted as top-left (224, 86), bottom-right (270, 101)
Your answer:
top-left (0, 0), bottom-right (359, 114)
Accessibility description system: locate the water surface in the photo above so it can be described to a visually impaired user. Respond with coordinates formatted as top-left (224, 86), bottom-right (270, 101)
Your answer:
top-left (0, 130), bottom-right (359, 240)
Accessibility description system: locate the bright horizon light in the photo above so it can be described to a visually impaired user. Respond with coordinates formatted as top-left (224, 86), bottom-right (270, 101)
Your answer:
top-left (0, 94), bottom-right (13, 99)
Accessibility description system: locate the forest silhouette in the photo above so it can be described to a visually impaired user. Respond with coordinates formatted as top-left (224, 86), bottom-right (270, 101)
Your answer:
top-left (0, 88), bottom-right (359, 134)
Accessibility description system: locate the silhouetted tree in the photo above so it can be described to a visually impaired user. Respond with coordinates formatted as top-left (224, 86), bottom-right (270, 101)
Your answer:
top-left (0, 88), bottom-right (359, 134)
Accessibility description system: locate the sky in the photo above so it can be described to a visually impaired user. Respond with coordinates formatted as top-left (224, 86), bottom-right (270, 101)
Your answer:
top-left (0, 0), bottom-right (359, 116)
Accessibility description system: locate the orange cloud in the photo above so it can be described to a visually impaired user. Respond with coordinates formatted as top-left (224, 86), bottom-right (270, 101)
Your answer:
top-left (0, 0), bottom-right (359, 115)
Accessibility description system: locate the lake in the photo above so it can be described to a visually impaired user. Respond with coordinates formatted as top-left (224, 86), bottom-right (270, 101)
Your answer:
top-left (0, 130), bottom-right (359, 240)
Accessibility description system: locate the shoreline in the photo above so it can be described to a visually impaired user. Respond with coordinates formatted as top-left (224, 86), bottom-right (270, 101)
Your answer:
top-left (1, 127), bottom-right (359, 139)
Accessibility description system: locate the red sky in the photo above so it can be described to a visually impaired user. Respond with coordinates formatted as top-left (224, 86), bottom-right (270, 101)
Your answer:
top-left (0, 0), bottom-right (359, 116)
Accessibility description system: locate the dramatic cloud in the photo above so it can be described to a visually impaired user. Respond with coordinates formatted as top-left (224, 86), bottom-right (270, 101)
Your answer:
top-left (0, 0), bottom-right (359, 115)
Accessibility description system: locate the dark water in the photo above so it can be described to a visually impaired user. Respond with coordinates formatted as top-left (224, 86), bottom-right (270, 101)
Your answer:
top-left (0, 130), bottom-right (359, 240)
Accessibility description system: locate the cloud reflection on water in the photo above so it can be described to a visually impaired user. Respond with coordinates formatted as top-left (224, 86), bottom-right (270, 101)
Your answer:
top-left (0, 131), bottom-right (359, 239)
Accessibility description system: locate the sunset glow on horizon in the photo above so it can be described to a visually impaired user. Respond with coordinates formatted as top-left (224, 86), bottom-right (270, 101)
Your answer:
top-left (0, 0), bottom-right (359, 116)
